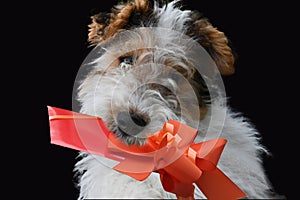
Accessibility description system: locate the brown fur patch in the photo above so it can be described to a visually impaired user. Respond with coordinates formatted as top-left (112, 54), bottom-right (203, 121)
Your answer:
top-left (88, 0), bottom-right (150, 46)
top-left (190, 18), bottom-right (235, 75)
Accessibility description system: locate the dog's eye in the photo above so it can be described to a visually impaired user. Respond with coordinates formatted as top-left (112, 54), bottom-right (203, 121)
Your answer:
top-left (120, 56), bottom-right (133, 65)
top-left (119, 56), bottom-right (134, 72)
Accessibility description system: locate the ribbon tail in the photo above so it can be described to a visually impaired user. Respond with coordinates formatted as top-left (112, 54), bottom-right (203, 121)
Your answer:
top-left (48, 106), bottom-right (122, 161)
top-left (112, 153), bottom-right (154, 181)
top-left (113, 162), bottom-right (153, 181)
top-left (195, 168), bottom-right (247, 200)
top-left (157, 155), bottom-right (202, 198)
top-left (114, 169), bottom-right (152, 181)
top-left (48, 106), bottom-right (93, 152)
top-left (159, 171), bottom-right (195, 198)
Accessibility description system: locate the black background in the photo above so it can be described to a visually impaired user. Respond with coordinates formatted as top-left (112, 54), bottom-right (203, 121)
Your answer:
top-left (10, 0), bottom-right (297, 199)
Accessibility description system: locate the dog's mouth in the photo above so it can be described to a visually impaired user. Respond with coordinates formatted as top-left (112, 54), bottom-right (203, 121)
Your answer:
top-left (114, 127), bottom-right (146, 146)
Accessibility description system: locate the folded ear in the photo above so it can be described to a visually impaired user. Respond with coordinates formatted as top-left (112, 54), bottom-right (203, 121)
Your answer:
top-left (88, 0), bottom-right (150, 46)
top-left (187, 16), bottom-right (235, 75)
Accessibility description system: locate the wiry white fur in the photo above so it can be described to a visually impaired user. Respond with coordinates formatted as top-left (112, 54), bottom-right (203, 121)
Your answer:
top-left (198, 100), bottom-right (273, 198)
top-left (74, 1), bottom-right (275, 199)
top-left (153, 0), bottom-right (191, 32)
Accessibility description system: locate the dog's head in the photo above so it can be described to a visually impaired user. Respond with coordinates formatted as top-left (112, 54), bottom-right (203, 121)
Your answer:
top-left (77, 0), bottom-right (235, 145)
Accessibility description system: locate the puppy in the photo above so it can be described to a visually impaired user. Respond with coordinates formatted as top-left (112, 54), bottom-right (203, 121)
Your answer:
top-left (73, 0), bottom-right (276, 199)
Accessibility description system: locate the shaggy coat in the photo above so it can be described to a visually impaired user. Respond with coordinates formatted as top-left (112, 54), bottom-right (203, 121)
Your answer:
top-left (74, 0), bottom-right (276, 199)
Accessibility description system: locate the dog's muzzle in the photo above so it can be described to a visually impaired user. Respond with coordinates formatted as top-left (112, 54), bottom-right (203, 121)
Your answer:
top-left (116, 111), bottom-right (149, 136)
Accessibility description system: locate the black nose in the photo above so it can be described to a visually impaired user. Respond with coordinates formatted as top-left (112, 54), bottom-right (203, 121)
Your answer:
top-left (116, 111), bottom-right (149, 136)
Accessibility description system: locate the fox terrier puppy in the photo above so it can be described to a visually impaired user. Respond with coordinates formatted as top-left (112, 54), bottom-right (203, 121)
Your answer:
top-left (73, 0), bottom-right (277, 199)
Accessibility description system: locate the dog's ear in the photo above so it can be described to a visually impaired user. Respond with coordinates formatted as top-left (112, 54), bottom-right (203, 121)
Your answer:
top-left (88, 0), bottom-right (150, 46)
top-left (187, 15), bottom-right (235, 75)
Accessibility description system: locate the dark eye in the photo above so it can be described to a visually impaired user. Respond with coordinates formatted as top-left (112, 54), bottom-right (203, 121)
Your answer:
top-left (120, 56), bottom-right (133, 65)
top-left (119, 56), bottom-right (134, 71)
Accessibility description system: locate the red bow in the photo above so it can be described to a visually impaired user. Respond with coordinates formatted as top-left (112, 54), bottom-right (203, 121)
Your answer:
top-left (48, 106), bottom-right (246, 199)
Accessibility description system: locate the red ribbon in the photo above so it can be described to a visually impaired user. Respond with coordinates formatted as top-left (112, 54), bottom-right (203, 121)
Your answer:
top-left (48, 106), bottom-right (246, 199)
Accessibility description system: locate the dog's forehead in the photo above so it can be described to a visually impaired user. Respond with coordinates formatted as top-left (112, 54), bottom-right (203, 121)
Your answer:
top-left (100, 27), bottom-right (193, 58)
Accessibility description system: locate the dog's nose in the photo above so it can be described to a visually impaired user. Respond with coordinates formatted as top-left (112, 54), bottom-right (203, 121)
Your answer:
top-left (116, 111), bottom-right (149, 136)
